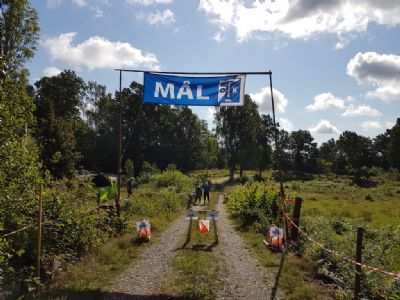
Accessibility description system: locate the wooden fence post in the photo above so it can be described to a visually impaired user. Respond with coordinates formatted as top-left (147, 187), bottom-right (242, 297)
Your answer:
top-left (37, 184), bottom-right (43, 280)
top-left (290, 197), bottom-right (302, 242)
top-left (354, 227), bottom-right (363, 299)
top-left (212, 218), bottom-right (218, 244)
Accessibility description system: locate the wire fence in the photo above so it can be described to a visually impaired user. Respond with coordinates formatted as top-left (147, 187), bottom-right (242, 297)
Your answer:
top-left (284, 212), bottom-right (400, 281)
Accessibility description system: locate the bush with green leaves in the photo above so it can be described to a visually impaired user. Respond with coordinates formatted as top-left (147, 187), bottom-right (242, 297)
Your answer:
top-left (299, 216), bottom-right (400, 299)
top-left (0, 135), bottom-right (43, 292)
top-left (42, 180), bottom-right (121, 256)
top-left (152, 170), bottom-right (194, 193)
top-left (137, 161), bottom-right (160, 184)
top-left (228, 183), bottom-right (280, 230)
top-left (125, 187), bottom-right (187, 218)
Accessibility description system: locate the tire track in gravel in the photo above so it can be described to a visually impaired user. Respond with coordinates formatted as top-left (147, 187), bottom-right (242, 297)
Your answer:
top-left (215, 197), bottom-right (281, 300)
top-left (105, 213), bottom-right (188, 299)
top-left (105, 191), bottom-right (281, 299)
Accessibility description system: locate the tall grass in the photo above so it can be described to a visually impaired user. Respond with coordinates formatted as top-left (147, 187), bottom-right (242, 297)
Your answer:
top-left (39, 170), bottom-right (194, 298)
top-left (226, 175), bottom-right (400, 299)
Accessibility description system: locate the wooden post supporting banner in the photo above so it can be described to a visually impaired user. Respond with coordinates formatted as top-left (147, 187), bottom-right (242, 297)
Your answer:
top-left (37, 184), bottom-right (43, 280)
top-left (290, 197), bottom-right (302, 242)
top-left (116, 70), bottom-right (122, 218)
top-left (354, 227), bottom-right (363, 299)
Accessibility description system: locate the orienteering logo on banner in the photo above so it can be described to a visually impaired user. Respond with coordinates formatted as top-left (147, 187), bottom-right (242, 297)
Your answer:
top-left (143, 73), bottom-right (246, 106)
top-left (218, 78), bottom-right (241, 104)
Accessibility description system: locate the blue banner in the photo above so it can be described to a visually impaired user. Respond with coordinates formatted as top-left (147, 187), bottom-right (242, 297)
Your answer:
top-left (143, 73), bottom-right (245, 106)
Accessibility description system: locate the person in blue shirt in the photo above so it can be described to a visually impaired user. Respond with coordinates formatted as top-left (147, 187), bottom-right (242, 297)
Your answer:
top-left (203, 181), bottom-right (211, 205)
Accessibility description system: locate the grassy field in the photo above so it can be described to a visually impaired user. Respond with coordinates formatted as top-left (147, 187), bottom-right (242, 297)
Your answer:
top-left (283, 174), bottom-right (400, 226)
top-left (219, 172), bottom-right (400, 299)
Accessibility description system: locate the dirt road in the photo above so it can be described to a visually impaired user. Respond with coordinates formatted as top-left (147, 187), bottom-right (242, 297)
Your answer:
top-left (106, 194), bottom-right (279, 299)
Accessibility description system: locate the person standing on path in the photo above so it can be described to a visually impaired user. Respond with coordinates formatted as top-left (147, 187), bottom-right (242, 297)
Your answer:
top-left (203, 181), bottom-right (211, 205)
top-left (194, 184), bottom-right (202, 205)
top-left (127, 177), bottom-right (134, 197)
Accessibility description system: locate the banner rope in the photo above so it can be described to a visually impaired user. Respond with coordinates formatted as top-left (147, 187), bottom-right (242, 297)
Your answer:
top-left (1, 225), bottom-right (33, 238)
top-left (283, 213), bottom-right (400, 280)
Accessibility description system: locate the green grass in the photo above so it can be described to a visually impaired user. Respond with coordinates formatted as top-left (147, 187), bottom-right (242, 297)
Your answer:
top-left (223, 171), bottom-right (400, 299)
top-left (39, 181), bottom-right (191, 299)
top-left (284, 174), bottom-right (400, 226)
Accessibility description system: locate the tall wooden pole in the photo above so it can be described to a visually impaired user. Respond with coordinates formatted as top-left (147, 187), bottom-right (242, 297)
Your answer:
top-left (290, 197), bottom-right (302, 242)
top-left (116, 70), bottom-right (122, 217)
top-left (37, 184), bottom-right (43, 280)
top-left (269, 72), bottom-right (288, 252)
top-left (354, 227), bottom-right (363, 299)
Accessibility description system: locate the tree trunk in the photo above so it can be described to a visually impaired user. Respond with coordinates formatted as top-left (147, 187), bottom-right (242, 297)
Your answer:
top-left (229, 166), bottom-right (234, 182)
top-left (239, 165), bottom-right (243, 178)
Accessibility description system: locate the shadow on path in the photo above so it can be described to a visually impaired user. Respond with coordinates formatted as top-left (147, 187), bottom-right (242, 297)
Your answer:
top-left (271, 252), bottom-right (285, 300)
top-left (39, 289), bottom-right (188, 300)
top-left (176, 240), bottom-right (218, 252)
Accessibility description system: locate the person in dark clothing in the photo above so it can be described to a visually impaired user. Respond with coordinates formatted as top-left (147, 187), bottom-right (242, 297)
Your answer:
top-left (203, 181), bottom-right (211, 205)
top-left (127, 177), bottom-right (134, 197)
top-left (194, 184), bottom-right (202, 205)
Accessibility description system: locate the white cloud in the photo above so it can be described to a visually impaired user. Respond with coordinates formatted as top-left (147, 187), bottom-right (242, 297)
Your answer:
top-left (279, 117), bottom-right (293, 132)
top-left (72, 0), bottom-right (86, 7)
top-left (137, 9), bottom-right (175, 26)
top-left (126, 0), bottom-right (172, 5)
top-left (341, 104), bottom-right (381, 117)
top-left (347, 52), bottom-right (400, 102)
top-left (346, 95), bottom-right (357, 103)
top-left (309, 119), bottom-right (341, 134)
top-left (47, 0), bottom-right (64, 9)
top-left (250, 86), bottom-right (288, 114)
top-left (198, 0), bottom-right (400, 43)
top-left (306, 92), bottom-right (345, 111)
top-left (385, 121), bottom-right (395, 129)
top-left (361, 121), bottom-right (381, 131)
top-left (366, 86), bottom-right (400, 102)
top-left (90, 6), bottom-right (104, 18)
top-left (43, 67), bottom-right (62, 77)
top-left (43, 32), bottom-right (160, 70)
top-left (205, 107), bottom-right (215, 128)
top-left (213, 32), bottom-right (225, 43)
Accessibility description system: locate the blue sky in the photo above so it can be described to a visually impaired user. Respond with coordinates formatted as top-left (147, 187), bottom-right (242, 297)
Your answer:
top-left (28, 0), bottom-right (400, 144)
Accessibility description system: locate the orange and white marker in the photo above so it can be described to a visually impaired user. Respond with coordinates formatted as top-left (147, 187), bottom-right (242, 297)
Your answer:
top-left (198, 219), bottom-right (210, 233)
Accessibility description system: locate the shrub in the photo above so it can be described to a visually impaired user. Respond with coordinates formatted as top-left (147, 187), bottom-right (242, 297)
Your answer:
top-left (138, 161), bottom-right (160, 183)
top-left (299, 216), bottom-right (400, 298)
top-left (124, 186), bottom-right (188, 217)
top-left (153, 170), bottom-right (194, 193)
top-left (165, 163), bottom-right (177, 172)
top-left (228, 183), bottom-right (280, 230)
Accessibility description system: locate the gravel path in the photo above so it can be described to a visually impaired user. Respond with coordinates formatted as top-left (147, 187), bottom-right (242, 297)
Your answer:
top-left (215, 196), bottom-right (280, 300)
top-left (106, 192), bottom-right (280, 299)
top-left (105, 214), bottom-right (188, 299)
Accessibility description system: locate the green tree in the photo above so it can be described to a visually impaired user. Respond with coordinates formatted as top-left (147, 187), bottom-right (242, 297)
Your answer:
top-left (387, 118), bottom-right (400, 170)
top-left (256, 114), bottom-right (274, 178)
top-left (216, 95), bottom-right (262, 180)
top-left (124, 158), bottom-right (134, 177)
top-left (373, 132), bottom-right (390, 170)
top-left (289, 130), bottom-right (317, 172)
top-left (337, 131), bottom-right (374, 170)
top-left (274, 128), bottom-right (292, 171)
top-left (35, 70), bottom-right (86, 178)
top-left (0, 0), bottom-right (39, 77)
top-left (0, 0), bottom-right (40, 286)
